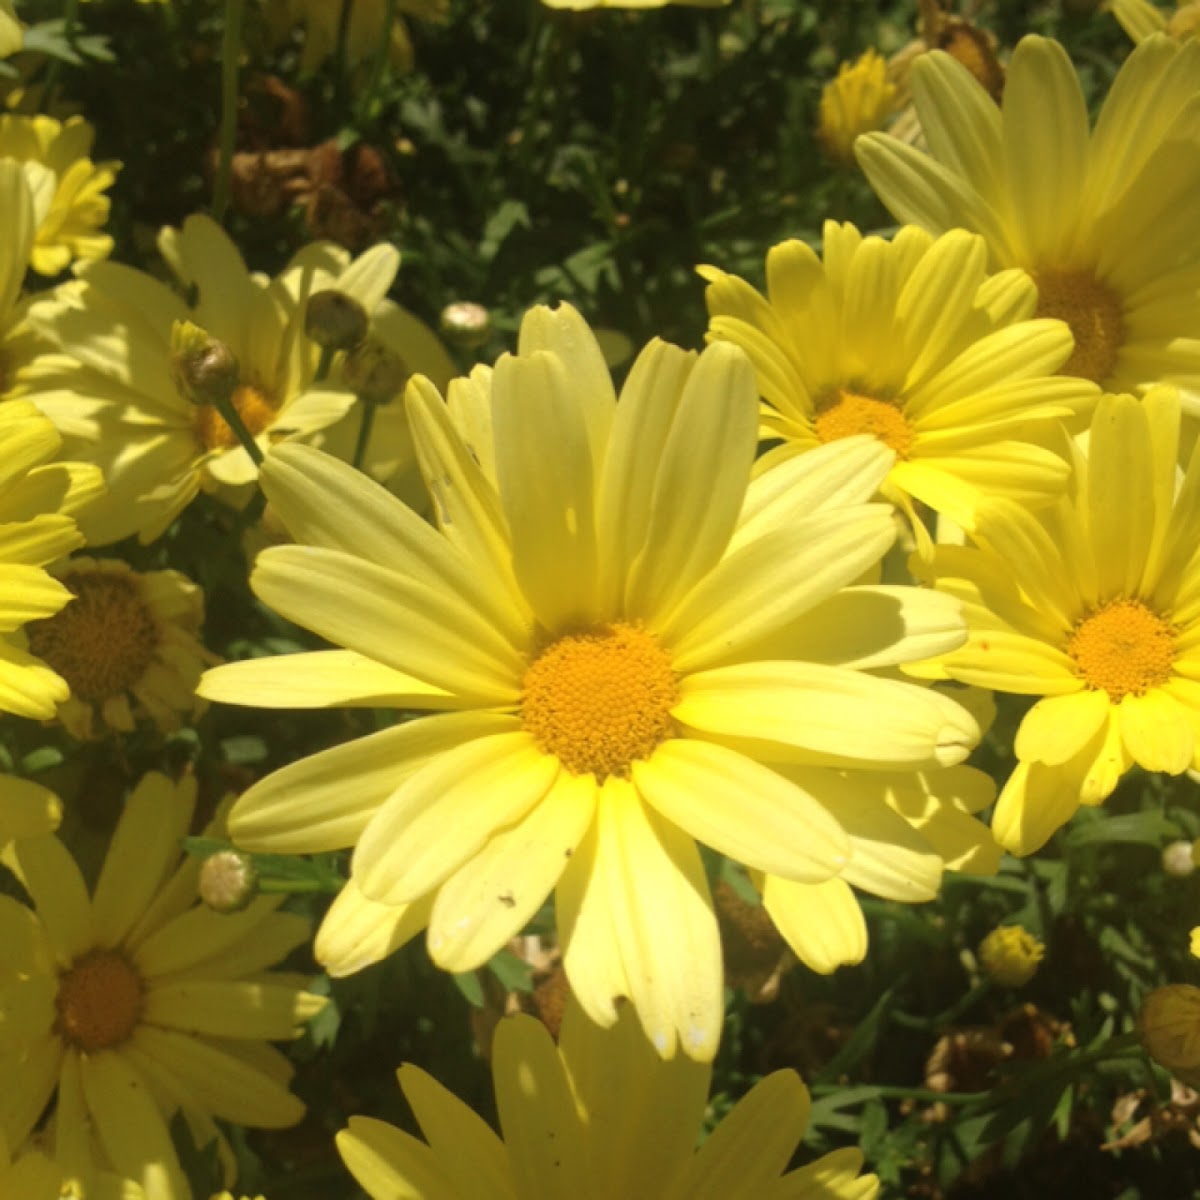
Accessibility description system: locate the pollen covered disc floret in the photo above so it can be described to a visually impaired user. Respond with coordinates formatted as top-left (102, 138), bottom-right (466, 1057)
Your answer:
top-left (814, 388), bottom-right (914, 458)
top-left (26, 569), bottom-right (160, 704)
top-left (55, 948), bottom-right (144, 1052)
top-left (521, 621), bottom-right (679, 780)
top-left (1033, 269), bottom-right (1125, 385)
top-left (194, 381), bottom-right (279, 451)
top-left (1067, 597), bottom-right (1176, 701)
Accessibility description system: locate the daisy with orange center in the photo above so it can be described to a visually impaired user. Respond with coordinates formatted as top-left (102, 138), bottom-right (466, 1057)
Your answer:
top-left (0, 773), bottom-right (324, 1200)
top-left (24, 557), bottom-right (217, 740)
top-left (856, 34), bottom-right (1200, 409)
top-left (909, 388), bottom-right (1200, 854)
top-left (701, 222), bottom-right (1097, 550)
top-left (26, 214), bottom-right (452, 545)
top-left (199, 303), bottom-right (996, 1060)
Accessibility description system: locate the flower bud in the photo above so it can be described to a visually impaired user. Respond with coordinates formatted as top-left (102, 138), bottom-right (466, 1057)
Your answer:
top-left (198, 849), bottom-right (259, 914)
top-left (439, 301), bottom-right (491, 350)
top-left (343, 338), bottom-right (409, 405)
top-left (1139, 985), bottom-right (1200, 1076)
top-left (169, 320), bottom-right (239, 408)
top-left (978, 925), bottom-right (1044, 988)
top-left (1163, 840), bottom-right (1196, 877)
top-left (305, 289), bottom-right (369, 352)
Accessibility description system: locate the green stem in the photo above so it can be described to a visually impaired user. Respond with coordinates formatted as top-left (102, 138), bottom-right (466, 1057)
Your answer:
top-left (358, 0), bottom-right (398, 123)
top-left (314, 345), bottom-right (335, 383)
top-left (352, 398), bottom-right (378, 470)
top-left (44, 0), bottom-right (82, 105)
top-left (258, 877), bottom-right (344, 896)
top-left (212, 0), bottom-right (246, 223)
top-left (212, 393), bottom-right (264, 468)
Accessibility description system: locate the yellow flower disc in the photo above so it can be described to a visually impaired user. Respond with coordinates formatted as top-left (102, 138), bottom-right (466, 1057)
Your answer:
top-left (26, 571), bottom-right (161, 704)
top-left (814, 389), bottom-right (914, 457)
top-left (1067, 597), bottom-right (1175, 700)
top-left (194, 382), bottom-right (278, 451)
top-left (1033, 269), bottom-right (1124, 383)
top-left (521, 622), bottom-right (678, 780)
top-left (56, 949), bottom-right (144, 1052)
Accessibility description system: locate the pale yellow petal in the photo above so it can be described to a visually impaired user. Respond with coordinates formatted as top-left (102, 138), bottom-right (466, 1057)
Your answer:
top-left (761, 875), bottom-right (867, 974)
top-left (1014, 689), bottom-right (1111, 766)
top-left (1119, 689), bottom-right (1194, 774)
top-left (337, 1117), bottom-right (461, 1200)
top-left (316, 882), bottom-right (434, 978)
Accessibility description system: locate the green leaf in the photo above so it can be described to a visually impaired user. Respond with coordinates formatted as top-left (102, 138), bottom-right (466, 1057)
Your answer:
top-left (453, 970), bottom-right (485, 1008)
top-left (1063, 809), bottom-right (1181, 849)
top-left (488, 948), bottom-right (533, 994)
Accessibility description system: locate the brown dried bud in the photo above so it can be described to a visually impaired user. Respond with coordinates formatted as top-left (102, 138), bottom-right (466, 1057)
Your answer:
top-left (169, 320), bottom-right (239, 408)
top-left (305, 289), bottom-right (369, 352)
top-left (342, 338), bottom-right (409, 405)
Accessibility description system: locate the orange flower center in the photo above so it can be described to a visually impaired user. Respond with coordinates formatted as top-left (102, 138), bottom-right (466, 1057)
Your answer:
top-left (193, 382), bottom-right (278, 451)
top-left (1033, 269), bottom-right (1124, 385)
top-left (814, 388), bottom-right (914, 458)
top-left (521, 622), bottom-right (678, 780)
top-left (56, 949), bottom-right (144, 1052)
top-left (1067, 597), bottom-right (1175, 701)
top-left (26, 569), bottom-right (160, 704)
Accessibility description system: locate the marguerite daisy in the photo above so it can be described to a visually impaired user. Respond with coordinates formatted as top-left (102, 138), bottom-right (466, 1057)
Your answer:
top-left (199, 303), bottom-right (992, 1060)
top-left (856, 34), bottom-right (1200, 409)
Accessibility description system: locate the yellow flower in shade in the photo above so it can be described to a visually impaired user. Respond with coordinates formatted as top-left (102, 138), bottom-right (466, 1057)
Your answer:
top-left (0, 1), bottom-right (21, 59)
top-left (0, 401), bottom-right (103, 720)
top-left (910, 388), bottom-right (1200, 854)
top-left (339, 998), bottom-right (879, 1200)
top-left (0, 114), bottom-right (119, 277)
top-left (978, 924), bottom-right (1043, 987)
top-left (1138, 985), bottom-right (1200, 1085)
top-left (263, 0), bottom-right (447, 73)
top-left (28, 214), bottom-right (450, 545)
top-left (700, 222), bottom-right (1096, 551)
top-left (0, 772), bottom-right (325, 1200)
top-left (0, 776), bottom-right (60, 855)
top-left (1111, 0), bottom-right (1200, 41)
top-left (818, 50), bottom-right (898, 165)
top-left (23, 557), bottom-right (217, 740)
top-left (199, 303), bottom-right (994, 1060)
top-left (856, 35), bottom-right (1200, 409)
top-left (0, 1135), bottom-right (62, 1200)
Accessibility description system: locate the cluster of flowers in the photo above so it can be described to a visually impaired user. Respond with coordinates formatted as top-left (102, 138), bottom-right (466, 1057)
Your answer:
top-left (2, 2), bottom-right (1200, 1198)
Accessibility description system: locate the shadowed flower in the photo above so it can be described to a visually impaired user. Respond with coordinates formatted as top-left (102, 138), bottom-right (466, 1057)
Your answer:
top-left (0, 114), bottom-right (119, 276)
top-left (28, 214), bottom-right (452, 544)
top-left (200, 303), bottom-right (992, 1060)
top-left (818, 50), bottom-right (898, 165)
top-left (857, 35), bottom-right (1200, 410)
top-left (1110, 0), bottom-right (1200, 42)
top-left (338, 998), bottom-right (879, 1200)
top-left (910, 388), bottom-right (1200, 853)
top-left (0, 772), bottom-right (325, 1200)
top-left (0, 400), bottom-right (103, 720)
top-left (24, 557), bottom-right (217, 740)
top-left (978, 924), bottom-right (1044, 987)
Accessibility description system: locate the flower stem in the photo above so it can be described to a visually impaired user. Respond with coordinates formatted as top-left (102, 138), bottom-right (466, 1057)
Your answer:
top-left (212, 0), bottom-right (246, 223)
top-left (212, 393), bottom-right (264, 469)
top-left (352, 399), bottom-right (378, 470)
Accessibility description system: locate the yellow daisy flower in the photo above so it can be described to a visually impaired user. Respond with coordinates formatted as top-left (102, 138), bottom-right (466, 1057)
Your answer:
top-left (199, 303), bottom-right (989, 1060)
top-left (910, 388), bottom-right (1200, 854)
top-left (23, 556), bottom-right (217, 740)
top-left (339, 998), bottom-right (879, 1200)
top-left (0, 771), bottom-right (325, 1200)
top-left (701, 222), bottom-right (1096, 550)
top-left (818, 50), bottom-right (898, 166)
top-left (856, 35), bottom-right (1200, 408)
top-left (28, 215), bottom-right (421, 545)
top-left (0, 400), bottom-right (103, 720)
top-left (1111, 0), bottom-right (1200, 42)
top-left (0, 114), bottom-right (119, 277)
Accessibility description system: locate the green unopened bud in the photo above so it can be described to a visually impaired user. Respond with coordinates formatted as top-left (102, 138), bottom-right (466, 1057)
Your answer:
top-left (439, 301), bottom-right (492, 350)
top-left (343, 338), bottom-right (409, 405)
top-left (198, 849), bottom-right (259, 914)
top-left (305, 289), bottom-right (369, 352)
top-left (170, 319), bottom-right (239, 408)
